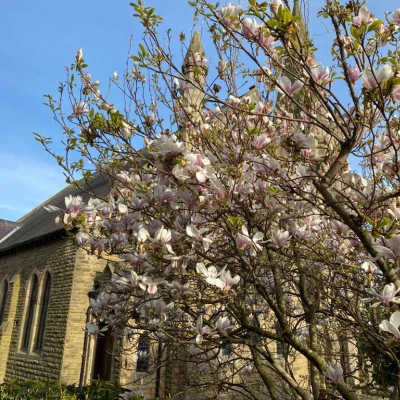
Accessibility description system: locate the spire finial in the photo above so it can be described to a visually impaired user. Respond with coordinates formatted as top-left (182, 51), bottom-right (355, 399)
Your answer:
top-left (291, 0), bottom-right (308, 48)
top-left (292, 0), bottom-right (301, 18)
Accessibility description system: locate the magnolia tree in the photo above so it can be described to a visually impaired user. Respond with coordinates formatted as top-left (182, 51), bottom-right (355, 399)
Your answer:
top-left (38, 0), bottom-right (400, 399)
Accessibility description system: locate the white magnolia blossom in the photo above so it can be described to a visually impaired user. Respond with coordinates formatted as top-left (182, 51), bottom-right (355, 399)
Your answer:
top-left (324, 364), bottom-right (343, 384)
top-left (235, 226), bottom-right (263, 256)
top-left (278, 76), bottom-right (304, 96)
top-left (186, 225), bottom-right (213, 250)
top-left (364, 283), bottom-right (400, 307)
top-left (379, 311), bottom-right (400, 340)
top-left (362, 65), bottom-right (393, 90)
top-left (195, 315), bottom-right (212, 344)
top-left (215, 316), bottom-right (233, 333)
top-left (196, 263), bottom-right (224, 286)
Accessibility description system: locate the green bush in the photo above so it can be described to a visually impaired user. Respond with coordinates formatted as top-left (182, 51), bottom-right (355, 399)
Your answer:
top-left (0, 379), bottom-right (143, 400)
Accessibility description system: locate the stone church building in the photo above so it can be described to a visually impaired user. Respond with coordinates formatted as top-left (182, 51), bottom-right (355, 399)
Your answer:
top-left (0, 174), bottom-right (165, 397)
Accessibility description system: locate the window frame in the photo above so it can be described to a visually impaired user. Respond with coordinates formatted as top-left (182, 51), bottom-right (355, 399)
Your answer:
top-left (21, 274), bottom-right (39, 351)
top-left (136, 334), bottom-right (150, 372)
top-left (34, 272), bottom-right (52, 351)
top-left (221, 339), bottom-right (232, 357)
top-left (0, 279), bottom-right (9, 326)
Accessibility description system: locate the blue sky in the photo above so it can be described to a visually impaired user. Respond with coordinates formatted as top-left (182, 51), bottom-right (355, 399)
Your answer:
top-left (0, 0), bottom-right (398, 222)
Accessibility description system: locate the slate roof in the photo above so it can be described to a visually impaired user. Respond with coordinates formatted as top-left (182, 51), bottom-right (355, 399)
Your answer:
top-left (0, 172), bottom-right (110, 254)
top-left (0, 220), bottom-right (18, 241)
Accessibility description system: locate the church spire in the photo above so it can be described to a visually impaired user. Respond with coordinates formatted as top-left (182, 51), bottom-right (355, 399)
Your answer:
top-left (291, 0), bottom-right (309, 50)
top-left (180, 32), bottom-right (208, 143)
top-left (292, 0), bottom-right (301, 17)
top-left (182, 31), bottom-right (208, 76)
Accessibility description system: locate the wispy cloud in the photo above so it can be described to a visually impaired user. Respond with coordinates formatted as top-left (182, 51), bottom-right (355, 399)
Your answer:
top-left (0, 203), bottom-right (30, 213)
top-left (0, 152), bottom-right (66, 221)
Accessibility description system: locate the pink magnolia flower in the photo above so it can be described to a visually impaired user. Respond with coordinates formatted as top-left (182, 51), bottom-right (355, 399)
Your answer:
top-left (292, 131), bottom-right (314, 150)
top-left (153, 299), bottom-right (174, 320)
top-left (379, 310), bottom-right (400, 340)
top-left (139, 276), bottom-right (164, 294)
top-left (360, 261), bottom-right (378, 274)
top-left (273, 230), bottom-right (291, 248)
top-left (242, 18), bottom-right (260, 38)
top-left (152, 226), bottom-right (173, 253)
top-left (87, 238), bottom-right (108, 256)
top-left (152, 135), bottom-right (185, 156)
top-left (46, 195), bottom-right (84, 226)
top-left (218, 59), bottom-right (228, 74)
top-left (76, 231), bottom-right (90, 246)
top-left (196, 315), bottom-right (212, 344)
top-left (219, 3), bottom-right (242, 27)
top-left (86, 322), bottom-right (108, 336)
top-left (82, 73), bottom-right (100, 94)
top-left (253, 134), bottom-right (271, 149)
top-left (278, 76), bottom-right (304, 96)
top-left (310, 66), bottom-right (330, 85)
top-left (72, 102), bottom-right (89, 116)
top-left (377, 23), bottom-right (389, 35)
top-left (391, 85), bottom-right (400, 102)
top-left (362, 65), bottom-right (393, 90)
top-left (364, 283), bottom-right (400, 307)
top-left (215, 316), bottom-right (233, 334)
top-left (173, 77), bottom-right (192, 93)
top-left (192, 52), bottom-right (208, 67)
top-left (348, 66), bottom-right (360, 84)
top-left (373, 235), bottom-right (400, 261)
top-left (214, 270), bottom-right (241, 290)
top-left (392, 9), bottom-right (400, 26)
top-left (186, 225), bottom-right (213, 250)
top-left (324, 364), bottom-right (343, 384)
top-left (253, 67), bottom-right (271, 82)
top-left (258, 31), bottom-right (275, 49)
top-left (235, 226), bottom-right (263, 256)
top-left (196, 263), bottom-right (223, 286)
top-left (270, 0), bottom-right (282, 17)
top-left (352, 7), bottom-right (376, 27)
top-left (168, 281), bottom-right (190, 296)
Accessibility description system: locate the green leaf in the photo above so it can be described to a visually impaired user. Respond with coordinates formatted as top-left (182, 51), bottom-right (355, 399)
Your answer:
top-left (350, 26), bottom-right (360, 41)
top-left (368, 19), bottom-right (382, 33)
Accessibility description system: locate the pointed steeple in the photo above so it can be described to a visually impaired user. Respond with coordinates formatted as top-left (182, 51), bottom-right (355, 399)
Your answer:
top-left (292, 0), bottom-right (301, 17)
top-left (180, 32), bottom-right (208, 143)
top-left (292, 0), bottom-right (308, 50)
top-left (182, 31), bottom-right (208, 75)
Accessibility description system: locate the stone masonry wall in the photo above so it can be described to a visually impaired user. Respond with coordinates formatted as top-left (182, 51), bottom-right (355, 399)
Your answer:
top-left (60, 247), bottom-right (106, 383)
top-left (0, 238), bottom-right (77, 382)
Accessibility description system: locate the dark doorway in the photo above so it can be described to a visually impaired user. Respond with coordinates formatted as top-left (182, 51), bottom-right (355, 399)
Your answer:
top-left (92, 328), bottom-right (115, 381)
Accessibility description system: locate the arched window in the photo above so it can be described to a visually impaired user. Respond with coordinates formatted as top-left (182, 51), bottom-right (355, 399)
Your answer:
top-left (35, 272), bottom-right (52, 351)
top-left (21, 274), bottom-right (38, 350)
top-left (136, 335), bottom-right (150, 372)
top-left (0, 279), bottom-right (9, 325)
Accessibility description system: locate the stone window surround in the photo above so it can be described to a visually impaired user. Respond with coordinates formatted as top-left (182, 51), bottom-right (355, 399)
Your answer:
top-left (17, 269), bottom-right (53, 359)
top-left (0, 278), bottom-right (9, 327)
top-left (34, 271), bottom-right (52, 351)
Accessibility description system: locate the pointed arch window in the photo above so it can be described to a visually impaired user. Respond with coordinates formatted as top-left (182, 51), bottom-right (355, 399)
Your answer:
top-left (0, 279), bottom-right (9, 325)
top-left (35, 272), bottom-right (52, 351)
top-left (21, 274), bottom-right (38, 350)
top-left (136, 335), bottom-right (150, 372)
